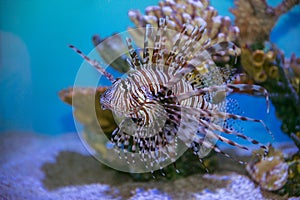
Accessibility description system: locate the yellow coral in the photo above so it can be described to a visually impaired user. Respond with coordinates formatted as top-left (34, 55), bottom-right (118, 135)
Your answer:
top-left (267, 65), bottom-right (279, 79)
top-left (266, 50), bottom-right (276, 62)
top-left (240, 47), bottom-right (280, 83)
top-left (252, 50), bottom-right (265, 68)
top-left (253, 70), bottom-right (268, 83)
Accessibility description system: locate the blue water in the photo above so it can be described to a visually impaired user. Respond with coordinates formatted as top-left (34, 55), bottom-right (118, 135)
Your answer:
top-left (0, 0), bottom-right (299, 143)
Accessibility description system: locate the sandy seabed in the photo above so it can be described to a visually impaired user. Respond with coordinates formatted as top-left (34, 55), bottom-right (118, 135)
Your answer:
top-left (0, 132), bottom-right (297, 200)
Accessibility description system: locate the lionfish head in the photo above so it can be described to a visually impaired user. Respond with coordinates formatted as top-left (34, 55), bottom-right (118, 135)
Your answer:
top-left (100, 87), bottom-right (115, 111)
top-left (100, 90), bottom-right (112, 110)
top-left (99, 78), bottom-right (123, 111)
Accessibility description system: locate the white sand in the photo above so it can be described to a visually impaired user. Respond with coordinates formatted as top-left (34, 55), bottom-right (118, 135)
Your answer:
top-left (0, 132), bottom-right (289, 200)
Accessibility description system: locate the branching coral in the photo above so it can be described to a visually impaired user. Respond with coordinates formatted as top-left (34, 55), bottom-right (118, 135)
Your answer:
top-left (230, 0), bottom-right (300, 45)
top-left (112, 0), bottom-right (244, 95)
top-left (91, 0), bottom-right (241, 75)
top-left (229, 0), bottom-right (300, 146)
top-left (241, 46), bottom-right (280, 83)
top-left (128, 0), bottom-right (239, 44)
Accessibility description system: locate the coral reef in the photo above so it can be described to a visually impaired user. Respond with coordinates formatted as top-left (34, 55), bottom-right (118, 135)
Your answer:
top-left (128, 0), bottom-right (239, 43)
top-left (229, 1), bottom-right (300, 195)
top-left (246, 146), bottom-right (289, 191)
top-left (240, 45), bottom-right (279, 83)
top-left (237, 41), bottom-right (300, 147)
top-left (230, 0), bottom-right (300, 45)
top-left (283, 153), bottom-right (300, 196)
top-left (126, 0), bottom-right (240, 64)
top-left (59, 87), bottom-right (117, 135)
top-left (284, 54), bottom-right (300, 97)
top-left (246, 146), bottom-right (300, 196)
top-left (230, 0), bottom-right (300, 145)
top-left (59, 0), bottom-right (300, 197)
top-left (269, 52), bottom-right (300, 145)
top-left (237, 41), bottom-right (300, 139)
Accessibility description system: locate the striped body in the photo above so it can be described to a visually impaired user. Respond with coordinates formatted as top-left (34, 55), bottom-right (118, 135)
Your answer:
top-left (70, 17), bottom-right (272, 173)
top-left (101, 64), bottom-right (214, 119)
top-left (100, 63), bottom-right (218, 164)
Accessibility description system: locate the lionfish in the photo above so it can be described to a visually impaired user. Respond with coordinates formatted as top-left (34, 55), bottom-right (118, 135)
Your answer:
top-left (69, 18), bottom-right (272, 174)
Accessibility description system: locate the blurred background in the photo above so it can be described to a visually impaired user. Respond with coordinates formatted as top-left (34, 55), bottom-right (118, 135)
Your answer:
top-left (0, 0), bottom-right (299, 140)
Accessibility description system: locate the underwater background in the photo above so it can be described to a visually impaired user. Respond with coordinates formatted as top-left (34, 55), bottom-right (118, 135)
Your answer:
top-left (1, 0), bottom-right (299, 142)
top-left (1, 0), bottom-right (300, 199)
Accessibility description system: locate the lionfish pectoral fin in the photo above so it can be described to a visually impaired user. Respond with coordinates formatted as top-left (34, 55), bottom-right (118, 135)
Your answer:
top-left (201, 126), bottom-right (249, 151)
top-left (110, 127), bottom-right (130, 160)
top-left (198, 118), bottom-right (269, 154)
top-left (199, 108), bottom-right (274, 144)
top-left (193, 132), bottom-right (246, 165)
top-left (174, 104), bottom-right (271, 156)
top-left (176, 84), bottom-right (270, 113)
top-left (226, 84), bottom-right (270, 113)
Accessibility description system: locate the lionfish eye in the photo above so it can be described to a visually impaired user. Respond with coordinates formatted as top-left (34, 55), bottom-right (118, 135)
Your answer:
top-left (101, 104), bottom-right (107, 110)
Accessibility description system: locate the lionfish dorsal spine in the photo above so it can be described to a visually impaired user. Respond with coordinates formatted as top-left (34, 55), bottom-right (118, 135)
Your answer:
top-left (165, 63), bottom-right (196, 89)
top-left (143, 24), bottom-right (152, 64)
top-left (68, 44), bottom-right (115, 83)
top-left (151, 18), bottom-right (166, 64)
top-left (126, 37), bottom-right (143, 69)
